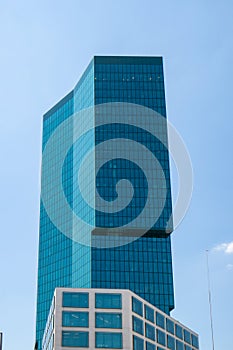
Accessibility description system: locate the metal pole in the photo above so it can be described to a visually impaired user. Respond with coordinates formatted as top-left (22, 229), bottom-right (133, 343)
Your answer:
top-left (0, 332), bottom-right (3, 350)
top-left (206, 250), bottom-right (215, 350)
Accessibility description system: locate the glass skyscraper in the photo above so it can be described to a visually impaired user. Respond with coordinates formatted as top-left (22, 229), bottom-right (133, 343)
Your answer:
top-left (36, 56), bottom-right (174, 350)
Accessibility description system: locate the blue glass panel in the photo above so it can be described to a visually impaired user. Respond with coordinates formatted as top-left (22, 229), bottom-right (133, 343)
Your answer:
top-left (96, 313), bottom-right (122, 328)
top-left (36, 92), bottom-right (75, 350)
top-left (92, 235), bottom-right (174, 315)
top-left (191, 334), bottom-right (199, 349)
top-left (185, 345), bottom-right (192, 350)
top-left (63, 292), bottom-right (89, 308)
top-left (176, 340), bottom-right (184, 350)
top-left (95, 332), bottom-right (122, 349)
top-left (145, 305), bottom-right (154, 323)
top-left (145, 323), bottom-right (155, 341)
top-left (146, 341), bottom-right (155, 350)
top-left (166, 319), bottom-right (174, 334)
top-left (175, 324), bottom-right (183, 340)
top-left (156, 312), bottom-right (165, 329)
top-left (62, 331), bottom-right (89, 347)
top-left (133, 316), bottom-right (144, 335)
top-left (157, 329), bottom-right (166, 346)
top-left (95, 293), bottom-right (122, 309)
top-left (133, 335), bottom-right (144, 350)
top-left (184, 329), bottom-right (191, 344)
top-left (62, 311), bottom-right (89, 327)
top-left (167, 334), bottom-right (175, 350)
top-left (92, 55), bottom-right (174, 316)
top-left (132, 297), bottom-right (143, 316)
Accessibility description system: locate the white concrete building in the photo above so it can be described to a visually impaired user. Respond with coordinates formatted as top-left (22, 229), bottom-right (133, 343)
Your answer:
top-left (42, 288), bottom-right (199, 350)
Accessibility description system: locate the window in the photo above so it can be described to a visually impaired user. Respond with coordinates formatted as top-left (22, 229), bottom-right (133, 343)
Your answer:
top-left (185, 345), bottom-right (192, 350)
top-left (62, 312), bottom-right (89, 327)
top-left (176, 340), bottom-right (184, 350)
top-left (145, 305), bottom-right (154, 323)
top-left (191, 334), bottom-right (199, 349)
top-left (184, 329), bottom-right (191, 344)
top-left (145, 323), bottom-right (155, 341)
top-left (95, 332), bottom-right (122, 349)
top-left (62, 292), bottom-right (89, 308)
top-left (167, 335), bottom-right (175, 350)
top-left (156, 312), bottom-right (165, 329)
top-left (62, 331), bottom-right (88, 347)
top-left (157, 329), bottom-right (166, 346)
top-left (96, 313), bottom-right (122, 329)
top-left (133, 316), bottom-right (144, 335)
top-left (132, 297), bottom-right (143, 316)
top-left (146, 341), bottom-right (155, 350)
top-left (95, 293), bottom-right (122, 309)
top-left (133, 335), bottom-right (144, 350)
top-left (166, 319), bottom-right (174, 334)
top-left (175, 324), bottom-right (183, 340)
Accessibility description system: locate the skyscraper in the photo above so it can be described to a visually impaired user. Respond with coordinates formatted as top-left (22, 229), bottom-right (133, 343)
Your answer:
top-left (36, 56), bottom-right (174, 350)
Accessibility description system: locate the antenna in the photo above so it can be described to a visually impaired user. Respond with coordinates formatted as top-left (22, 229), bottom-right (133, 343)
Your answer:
top-left (206, 250), bottom-right (215, 350)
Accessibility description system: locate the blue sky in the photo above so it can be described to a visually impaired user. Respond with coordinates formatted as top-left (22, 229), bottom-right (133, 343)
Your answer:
top-left (0, 0), bottom-right (233, 349)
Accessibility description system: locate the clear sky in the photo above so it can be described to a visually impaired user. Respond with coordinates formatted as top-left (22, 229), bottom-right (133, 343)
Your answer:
top-left (0, 1), bottom-right (232, 349)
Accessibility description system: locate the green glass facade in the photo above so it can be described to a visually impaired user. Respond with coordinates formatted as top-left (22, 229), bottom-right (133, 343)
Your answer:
top-left (36, 56), bottom-right (174, 349)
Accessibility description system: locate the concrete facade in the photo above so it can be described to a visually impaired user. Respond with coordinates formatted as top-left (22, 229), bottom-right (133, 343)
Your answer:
top-left (42, 288), bottom-right (199, 350)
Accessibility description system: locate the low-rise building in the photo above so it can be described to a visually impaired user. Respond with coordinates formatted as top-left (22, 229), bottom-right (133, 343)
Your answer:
top-left (42, 288), bottom-right (199, 350)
